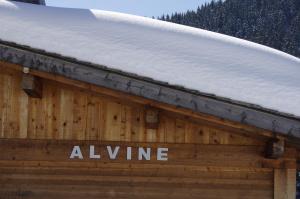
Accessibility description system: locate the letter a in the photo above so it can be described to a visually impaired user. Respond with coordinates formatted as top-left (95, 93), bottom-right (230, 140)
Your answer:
top-left (70, 146), bottom-right (83, 159)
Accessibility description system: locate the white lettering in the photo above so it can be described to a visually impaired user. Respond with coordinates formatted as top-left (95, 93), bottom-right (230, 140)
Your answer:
top-left (70, 146), bottom-right (83, 159)
top-left (69, 145), bottom-right (168, 161)
top-left (127, 147), bottom-right (132, 160)
top-left (89, 145), bottom-right (100, 159)
top-left (138, 147), bottom-right (151, 160)
top-left (157, 148), bottom-right (168, 161)
top-left (107, 146), bottom-right (120, 160)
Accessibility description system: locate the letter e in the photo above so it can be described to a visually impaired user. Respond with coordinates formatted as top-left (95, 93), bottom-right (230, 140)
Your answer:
top-left (157, 148), bottom-right (168, 161)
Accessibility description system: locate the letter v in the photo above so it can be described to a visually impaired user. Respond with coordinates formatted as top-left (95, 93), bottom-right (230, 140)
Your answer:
top-left (106, 146), bottom-right (120, 160)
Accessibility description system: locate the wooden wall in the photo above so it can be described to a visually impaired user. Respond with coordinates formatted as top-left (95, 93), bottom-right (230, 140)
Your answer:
top-left (0, 65), bottom-right (297, 199)
top-left (0, 67), bottom-right (265, 145)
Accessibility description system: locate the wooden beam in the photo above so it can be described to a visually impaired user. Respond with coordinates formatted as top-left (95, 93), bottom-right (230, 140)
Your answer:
top-left (21, 73), bottom-right (43, 98)
top-left (274, 168), bottom-right (296, 199)
top-left (0, 138), bottom-right (267, 168)
top-left (265, 138), bottom-right (285, 159)
top-left (262, 159), bottom-right (297, 169)
top-left (145, 107), bottom-right (159, 129)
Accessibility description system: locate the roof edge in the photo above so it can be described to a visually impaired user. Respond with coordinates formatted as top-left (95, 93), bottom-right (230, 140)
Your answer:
top-left (10, 0), bottom-right (45, 5)
top-left (1, 41), bottom-right (300, 139)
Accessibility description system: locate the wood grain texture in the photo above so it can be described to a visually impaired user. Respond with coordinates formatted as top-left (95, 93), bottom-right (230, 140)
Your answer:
top-left (0, 68), bottom-right (266, 146)
top-left (0, 185), bottom-right (273, 199)
top-left (0, 139), bottom-right (273, 199)
top-left (21, 74), bottom-right (43, 98)
top-left (0, 64), bottom-right (298, 199)
top-left (0, 139), bottom-right (266, 166)
top-left (0, 61), bottom-right (288, 141)
top-left (274, 169), bottom-right (296, 199)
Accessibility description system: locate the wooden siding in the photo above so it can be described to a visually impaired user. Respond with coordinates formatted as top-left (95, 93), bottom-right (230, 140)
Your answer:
top-left (0, 139), bottom-right (274, 199)
top-left (0, 67), bottom-right (265, 145)
top-left (0, 65), bottom-right (297, 199)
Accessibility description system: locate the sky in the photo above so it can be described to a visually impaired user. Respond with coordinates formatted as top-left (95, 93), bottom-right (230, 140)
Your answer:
top-left (46, 0), bottom-right (212, 17)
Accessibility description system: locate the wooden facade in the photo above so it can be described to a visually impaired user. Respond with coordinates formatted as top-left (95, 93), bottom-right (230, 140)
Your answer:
top-left (0, 62), bottom-right (299, 199)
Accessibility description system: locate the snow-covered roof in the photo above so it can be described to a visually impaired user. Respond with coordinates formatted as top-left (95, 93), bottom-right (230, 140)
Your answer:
top-left (1, 0), bottom-right (300, 117)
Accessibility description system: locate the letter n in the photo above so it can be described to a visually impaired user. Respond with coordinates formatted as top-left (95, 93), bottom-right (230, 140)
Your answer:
top-left (138, 147), bottom-right (151, 160)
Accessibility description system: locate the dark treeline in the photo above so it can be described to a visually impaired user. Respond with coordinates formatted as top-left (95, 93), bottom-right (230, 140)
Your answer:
top-left (159, 0), bottom-right (300, 58)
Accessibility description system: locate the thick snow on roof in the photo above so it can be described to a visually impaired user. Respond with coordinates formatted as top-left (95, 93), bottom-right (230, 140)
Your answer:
top-left (1, 0), bottom-right (300, 116)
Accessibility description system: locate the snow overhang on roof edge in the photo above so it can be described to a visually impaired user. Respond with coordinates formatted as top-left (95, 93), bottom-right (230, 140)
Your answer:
top-left (10, 0), bottom-right (45, 5)
top-left (1, 41), bottom-right (300, 140)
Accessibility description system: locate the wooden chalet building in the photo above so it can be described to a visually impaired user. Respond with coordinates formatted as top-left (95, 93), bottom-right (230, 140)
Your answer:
top-left (0, 0), bottom-right (300, 198)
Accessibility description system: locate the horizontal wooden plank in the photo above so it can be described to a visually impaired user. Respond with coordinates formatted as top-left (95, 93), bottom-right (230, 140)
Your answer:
top-left (262, 159), bottom-right (297, 169)
top-left (0, 136), bottom-right (274, 199)
top-left (0, 184), bottom-right (273, 199)
top-left (0, 139), bottom-right (267, 168)
top-left (0, 165), bottom-right (273, 180)
top-left (0, 173), bottom-right (273, 189)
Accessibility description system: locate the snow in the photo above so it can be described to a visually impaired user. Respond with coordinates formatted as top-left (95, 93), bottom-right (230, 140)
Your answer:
top-left (0, 0), bottom-right (300, 116)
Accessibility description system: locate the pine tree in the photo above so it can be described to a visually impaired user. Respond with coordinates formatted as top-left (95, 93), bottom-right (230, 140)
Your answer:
top-left (159, 0), bottom-right (300, 58)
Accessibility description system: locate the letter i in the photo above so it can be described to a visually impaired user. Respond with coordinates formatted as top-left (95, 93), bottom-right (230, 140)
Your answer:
top-left (127, 147), bottom-right (132, 160)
